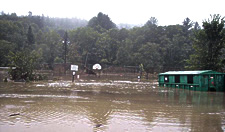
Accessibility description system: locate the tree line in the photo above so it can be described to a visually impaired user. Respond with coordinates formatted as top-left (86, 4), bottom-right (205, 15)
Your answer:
top-left (0, 11), bottom-right (224, 80)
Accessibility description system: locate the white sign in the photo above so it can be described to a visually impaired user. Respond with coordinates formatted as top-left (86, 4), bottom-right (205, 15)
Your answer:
top-left (93, 64), bottom-right (101, 70)
top-left (71, 65), bottom-right (78, 71)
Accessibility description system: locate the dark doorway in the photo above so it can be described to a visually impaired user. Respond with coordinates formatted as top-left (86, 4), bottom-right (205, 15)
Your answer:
top-left (187, 75), bottom-right (193, 84)
top-left (175, 75), bottom-right (180, 83)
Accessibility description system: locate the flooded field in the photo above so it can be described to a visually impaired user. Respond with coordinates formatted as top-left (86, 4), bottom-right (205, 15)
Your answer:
top-left (0, 78), bottom-right (225, 132)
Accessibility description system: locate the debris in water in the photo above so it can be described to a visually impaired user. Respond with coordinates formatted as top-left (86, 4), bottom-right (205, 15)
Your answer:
top-left (9, 113), bottom-right (20, 117)
top-left (95, 124), bottom-right (102, 128)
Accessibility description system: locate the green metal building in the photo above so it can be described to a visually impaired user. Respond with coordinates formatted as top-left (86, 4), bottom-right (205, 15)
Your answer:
top-left (158, 70), bottom-right (225, 92)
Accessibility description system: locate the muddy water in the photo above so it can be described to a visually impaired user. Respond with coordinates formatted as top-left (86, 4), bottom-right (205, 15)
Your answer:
top-left (0, 79), bottom-right (225, 132)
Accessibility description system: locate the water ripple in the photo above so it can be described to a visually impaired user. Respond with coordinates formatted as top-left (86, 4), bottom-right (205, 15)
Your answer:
top-left (0, 94), bottom-right (89, 99)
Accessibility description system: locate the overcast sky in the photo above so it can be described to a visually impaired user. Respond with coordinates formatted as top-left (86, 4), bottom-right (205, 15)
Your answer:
top-left (1, 0), bottom-right (225, 26)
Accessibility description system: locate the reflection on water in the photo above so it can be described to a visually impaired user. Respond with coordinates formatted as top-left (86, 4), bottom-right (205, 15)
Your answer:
top-left (0, 79), bottom-right (225, 132)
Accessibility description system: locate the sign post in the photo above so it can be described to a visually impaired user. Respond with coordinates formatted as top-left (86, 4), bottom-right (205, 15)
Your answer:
top-left (71, 65), bottom-right (78, 82)
top-left (72, 71), bottom-right (76, 82)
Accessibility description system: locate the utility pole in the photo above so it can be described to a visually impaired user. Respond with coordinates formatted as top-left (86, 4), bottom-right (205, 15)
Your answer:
top-left (63, 31), bottom-right (69, 74)
top-left (84, 52), bottom-right (89, 68)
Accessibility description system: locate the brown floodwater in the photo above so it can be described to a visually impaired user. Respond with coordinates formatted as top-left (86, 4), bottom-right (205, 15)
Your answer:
top-left (0, 78), bottom-right (225, 132)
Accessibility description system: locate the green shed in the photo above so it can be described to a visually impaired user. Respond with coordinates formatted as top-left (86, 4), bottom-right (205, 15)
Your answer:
top-left (158, 70), bottom-right (225, 92)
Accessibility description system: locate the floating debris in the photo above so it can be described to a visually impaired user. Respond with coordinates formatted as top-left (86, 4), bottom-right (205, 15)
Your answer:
top-left (95, 124), bottom-right (102, 128)
top-left (9, 113), bottom-right (20, 117)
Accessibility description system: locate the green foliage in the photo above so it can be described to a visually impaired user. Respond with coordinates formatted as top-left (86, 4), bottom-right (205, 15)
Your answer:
top-left (0, 13), bottom-right (85, 72)
top-left (0, 40), bottom-right (16, 66)
top-left (0, 20), bottom-right (26, 50)
top-left (54, 57), bottom-right (64, 63)
top-left (1, 12), bottom-right (224, 74)
top-left (138, 43), bottom-right (162, 73)
top-left (39, 30), bottom-right (62, 68)
top-left (186, 14), bottom-right (225, 71)
top-left (27, 25), bottom-right (35, 45)
top-left (8, 49), bottom-right (39, 81)
top-left (116, 45), bottom-right (130, 65)
top-left (182, 17), bottom-right (193, 31)
top-left (69, 27), bottom-right (100, 66)
top-left (88, 12), bottom-right (116, 31)
top-left (96, 29), bottom-right (120, 64)
top-left (145, 17), bottom-right (158, 26)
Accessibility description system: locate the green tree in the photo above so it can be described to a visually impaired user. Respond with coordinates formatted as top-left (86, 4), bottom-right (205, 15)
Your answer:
top-left (69, 27), bottom-right (100, 66)
top-left (88, 12), bottom-right (116, 31)
top-left (27, 25), bottom-right (35, 45)
top-left (0, 40), bottom-right (16, 66)
top-left (182, 17), bottom-right (193, 31)
top-left (34, 30), bottom-right (63, 69)
top-left (161, 23), bottom-right (193, 71)
top-left (187, 14), bottom-right (225, 71)
top-left (8, 49), bottom-right (39, 81)
top-left (145, 17), bottom-right (158, 26)
top-left (116, 40), bottom-right (131, 66)
top-left (44, 30), bottom-right (62, 68)
top-left (138, 42), bottom-right (161, 73)
top-left (0, 20), bottom-right (26, 50)
top-left (96, 29), bottom-right (120, 64)
top-left (35, 30), bottom-right (44, 44)
top-left (67, 43), bottom-right (81, 65)
top-left (194, 22), bottom-right (201, 30)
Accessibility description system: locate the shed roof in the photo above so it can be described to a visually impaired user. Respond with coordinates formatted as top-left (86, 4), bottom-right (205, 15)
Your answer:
top-left (159, 70), bottom-right (224, 75)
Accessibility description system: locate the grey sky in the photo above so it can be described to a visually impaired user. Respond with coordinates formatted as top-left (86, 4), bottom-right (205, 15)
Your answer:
top-left (1, 0), bottom-right (224, 26)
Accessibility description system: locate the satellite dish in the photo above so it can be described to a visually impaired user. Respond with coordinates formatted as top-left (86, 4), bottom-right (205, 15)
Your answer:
top-left (93, 64), bottom-right (101, 70)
